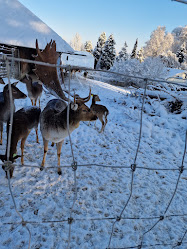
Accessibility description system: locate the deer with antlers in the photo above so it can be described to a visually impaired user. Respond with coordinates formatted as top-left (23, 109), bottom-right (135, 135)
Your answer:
top-left (34, 40), bottom-right (97, 174)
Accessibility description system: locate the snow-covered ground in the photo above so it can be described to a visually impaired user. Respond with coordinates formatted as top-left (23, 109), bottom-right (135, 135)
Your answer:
top-left (0, 74), bottom-right (186, 249)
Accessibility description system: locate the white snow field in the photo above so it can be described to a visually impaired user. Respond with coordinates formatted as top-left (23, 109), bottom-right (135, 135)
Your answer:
top-left (0, 73), bottom-right (186, 249)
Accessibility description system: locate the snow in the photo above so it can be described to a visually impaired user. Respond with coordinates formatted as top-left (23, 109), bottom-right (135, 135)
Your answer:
top-left (61, 51), bottom-right (94, 69)
top-left (0, 73), bottom-right (186, 249)
top-left (0, 0), bottom-right (73, 52)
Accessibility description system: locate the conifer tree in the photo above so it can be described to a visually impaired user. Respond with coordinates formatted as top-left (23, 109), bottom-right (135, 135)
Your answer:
top-left (84, 40), bottom-right (93, 53)
top-left (131, 38), bottom-right (138, 59)
top-left (100, 34), bottom-right (116, 70)
top-left (93, 32), bottom-right (107, 68)
top-left (176, 48), bottom-right (184, 66)
top-left (137, 47), bottom-right (144, 63)
top-left (117, 42), bottom-right (128, 61)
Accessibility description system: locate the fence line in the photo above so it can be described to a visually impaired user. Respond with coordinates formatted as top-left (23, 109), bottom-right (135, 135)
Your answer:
top-left (0, 55), bottom-right (186, 249)
top-left (0, 54), bottom-right (187, 87)
top-left (108, 79), bottom-right (148, 248)
top-left (3, 56), bottom-right (31, 249)
top-left (1, 162), bottom-right (186, 171)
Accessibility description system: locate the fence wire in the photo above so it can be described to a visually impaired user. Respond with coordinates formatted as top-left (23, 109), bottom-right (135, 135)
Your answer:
top-left (0, 55), bottom-right (186, 249)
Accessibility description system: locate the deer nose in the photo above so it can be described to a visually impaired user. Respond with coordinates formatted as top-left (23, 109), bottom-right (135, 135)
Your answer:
top-left (93, 115), bottom-right (98, 120)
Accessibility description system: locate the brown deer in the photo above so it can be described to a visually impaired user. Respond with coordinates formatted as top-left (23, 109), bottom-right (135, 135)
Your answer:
top-left (34, 40), bottom-right (97, 174)
top-left (21, 74), bottom-right (43, 107)
top-left (40, 89), bottom-right (97, 174)
top-left (90, 94), bottom-right (109, 133)
top-left (0, 107), bottom-right (41, 178)
top-left (0, 84), bottom-right (27, 145)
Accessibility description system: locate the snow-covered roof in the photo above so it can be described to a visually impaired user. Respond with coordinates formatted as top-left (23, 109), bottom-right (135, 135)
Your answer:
top-left (0, 0), bottom-right (74, 53)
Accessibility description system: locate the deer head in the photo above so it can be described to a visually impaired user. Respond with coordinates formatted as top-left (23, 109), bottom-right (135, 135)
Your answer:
top-left (34, 39), bottom-right (67, 101)
top-left (0, 77), bottom-right (5, 85)
top-left (71, 88), bottom-right (97, 122)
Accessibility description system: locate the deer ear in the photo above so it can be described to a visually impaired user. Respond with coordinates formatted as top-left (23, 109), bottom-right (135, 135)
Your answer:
top-left (71, 103), bottom-right (78, 111)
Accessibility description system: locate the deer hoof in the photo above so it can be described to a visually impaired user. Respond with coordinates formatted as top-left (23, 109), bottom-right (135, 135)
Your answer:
top-left (40, 167), bottom-right (44, 171)
top-left (58, 170), bottom-right (62, 175)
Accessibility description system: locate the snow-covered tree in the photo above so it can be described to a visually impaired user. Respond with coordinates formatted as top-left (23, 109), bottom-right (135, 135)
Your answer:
top-left (176, 48), bottom-right (185, 66)
top-left (70, 33), bottom-right (83, 51)
top-left (110, 57), bottom-right (168, 87)
top-left (179, 26), bottom-right (187, 46)
top-left (100, 34), bottom-right (116, 70)
top-left (130, 38), bottom-right (138, 59)
top-left (144, 26), bottom-right (174, 58)
top-left (158, 32), bottom-right (174, 55)
top-left (116, 42), bottom-right (128, 61)
top-left (144, 26), bottom-right (166, 57)
top-left (137, 47), bottom-right (144, 63)
top-left (93, 32), bottom-right (107, 68)
top-left (84, 40), bottom-right (93, 53)
top-left (160, 51), bottom-right (179, 68)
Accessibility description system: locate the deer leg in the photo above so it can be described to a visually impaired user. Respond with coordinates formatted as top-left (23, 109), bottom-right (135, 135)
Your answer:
top-left (34, 99), bottom-right (37, 106)
top-left (103, 115), bottom-right (108, 131)
top-left (56, 140), bottom-right (63, 175)
top-left (35, 128), bottom-right (39, 143)
top-left (31, 99), bottom-right (34, 106)
top-left (41, 139), bottom-right (49, 169)
top-left (99, 117), bottom-right (105, 133)
top-left (21, 132), bottom-right (30, 165)
top-left (51, 142), bottom-right (55, 147)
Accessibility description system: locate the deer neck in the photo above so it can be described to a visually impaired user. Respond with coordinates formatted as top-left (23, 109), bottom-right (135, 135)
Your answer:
top-left (61, 108), bottom-right (80, 129)
top-left (91, 98), bottom-right (96, 105)
top-left (25, 80), bottom-right (33, 92)
top-left (3, 91), bottom-right (15, 108)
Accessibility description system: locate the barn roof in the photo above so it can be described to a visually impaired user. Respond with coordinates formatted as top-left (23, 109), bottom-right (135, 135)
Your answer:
top-left (0, 0), bottom-right (74, 53)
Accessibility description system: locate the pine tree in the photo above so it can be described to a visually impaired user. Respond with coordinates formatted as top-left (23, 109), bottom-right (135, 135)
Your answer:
top-left (176, 46), bottom-right (185, 66)
top-left (93, 32), bottom-right (107, 68)
top-left (84, 41), bottom-right (93, 53)
top-left (137, 47), bottom-right (144, 63)
top-left (117, 42), bottom-right (128, 61)
top-left (131, 38), bottom-right (138, 59)
top-left (100, 34), bottom-right (116, 70)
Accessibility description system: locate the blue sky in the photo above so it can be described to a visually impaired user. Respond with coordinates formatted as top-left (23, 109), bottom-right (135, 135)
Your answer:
top-left (19, 0), bottom-right (187, 53)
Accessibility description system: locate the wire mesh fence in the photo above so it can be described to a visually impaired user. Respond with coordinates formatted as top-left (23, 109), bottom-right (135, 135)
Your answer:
top-left (0, 54), bottom-right (186, 249)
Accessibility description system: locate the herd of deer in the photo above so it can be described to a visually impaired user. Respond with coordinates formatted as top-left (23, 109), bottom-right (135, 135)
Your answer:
top-left (0, 40), bottom-right (109, 178)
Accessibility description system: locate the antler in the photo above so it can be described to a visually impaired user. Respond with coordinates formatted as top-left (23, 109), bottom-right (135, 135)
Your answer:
top-left (34, 39), bottom-right (68, 101)
top-left (75, 88), bottom-right (91, 104)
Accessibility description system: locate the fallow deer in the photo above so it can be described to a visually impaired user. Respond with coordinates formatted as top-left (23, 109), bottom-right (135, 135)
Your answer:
top-left (21, 74), bottom-right (43, 107)
top-left (90, 94), bottom-right (109, 133)
top-left (40, 89), bottom-right (97, 174)
top-left (0, 107), bottom-right (41, 178)
top-left (34, 40), bottom-right (97, 174)
top-left (0, 84), bottom-right (27, 145)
